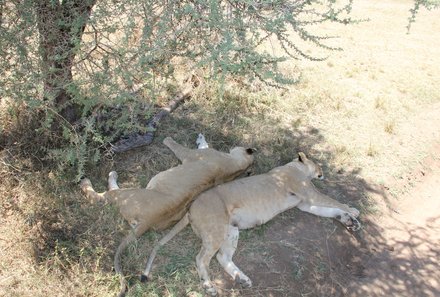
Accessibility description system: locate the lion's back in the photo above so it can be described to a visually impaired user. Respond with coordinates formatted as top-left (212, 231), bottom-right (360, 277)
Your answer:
top-left (147, 161), bottom-right (219, 196)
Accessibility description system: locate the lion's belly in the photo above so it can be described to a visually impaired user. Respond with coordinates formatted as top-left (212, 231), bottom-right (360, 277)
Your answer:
top-left (230, 193), bottom-right (301, 229)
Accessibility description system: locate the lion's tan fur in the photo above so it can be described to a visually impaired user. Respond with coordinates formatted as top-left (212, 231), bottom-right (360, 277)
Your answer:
top-left (142, 153), bottom-right (360, 296)
top-left (80, 137), bottom-right (254, 297)
top-left (81, 137), bottom-right (254, 233)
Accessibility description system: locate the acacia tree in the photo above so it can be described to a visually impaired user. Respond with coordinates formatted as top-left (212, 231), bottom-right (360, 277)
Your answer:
top-left (0, 0), bottom-right (437, 176)
top-left (1, 1), bottom-right (355, 121)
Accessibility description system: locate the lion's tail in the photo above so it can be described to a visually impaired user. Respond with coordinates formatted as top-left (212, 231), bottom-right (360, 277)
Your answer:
top-left (79, 178), bottom-right (106, 203)
top-left (114, 231), bottom-right (137, 297)
top-left (140, 213), bottom-right (190, 282)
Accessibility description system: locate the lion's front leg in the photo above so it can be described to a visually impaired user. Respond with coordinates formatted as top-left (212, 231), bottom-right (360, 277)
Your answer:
top-left (196, 133), bottom-right (209, 149)
top-left (297, 202), bottom-right (361, 231)
top-left (163, 137), bottom-right (193, 163)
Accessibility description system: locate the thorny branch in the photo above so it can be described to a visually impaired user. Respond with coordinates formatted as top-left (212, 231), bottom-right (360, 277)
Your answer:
top-left (110, 77), bottom-right (198, 153)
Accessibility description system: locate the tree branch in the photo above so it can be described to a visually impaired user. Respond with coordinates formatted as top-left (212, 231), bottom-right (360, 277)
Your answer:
top-left (110, 85), bottom-right (194, 153)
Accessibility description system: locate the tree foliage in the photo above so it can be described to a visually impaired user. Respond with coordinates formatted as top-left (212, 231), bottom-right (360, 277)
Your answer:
top-left (408, 0), bottom-right (440, 32)
top-left (1, 0), bottom-right (355, 114)
top-left (0, 0), bottom-right (437, 178)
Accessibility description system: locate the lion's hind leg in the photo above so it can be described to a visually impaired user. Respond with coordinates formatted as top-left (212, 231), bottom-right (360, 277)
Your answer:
top-left (196, 238), bottom-right (224, 296)
top-left (80, 178), bottom-right (106, 203)
top-left (80, 172), bottom-right (120, 204)
top-left (216, 225), bottom-right (252, 288)
top-left (190, 196), bottom-right (230, 295)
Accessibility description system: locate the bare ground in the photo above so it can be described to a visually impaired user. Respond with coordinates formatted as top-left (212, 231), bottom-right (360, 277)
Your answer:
top-left (347, 143), bottom-right (440, 297)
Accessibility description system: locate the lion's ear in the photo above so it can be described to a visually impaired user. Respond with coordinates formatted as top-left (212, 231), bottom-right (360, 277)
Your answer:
top-left (298, 152), bottom-right (307, 163)
top-left (246, 148), bottom-right (257, 155)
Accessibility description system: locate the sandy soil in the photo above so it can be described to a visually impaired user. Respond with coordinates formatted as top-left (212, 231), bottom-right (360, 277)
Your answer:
top-left (347, 143), bottom-right (440, 297)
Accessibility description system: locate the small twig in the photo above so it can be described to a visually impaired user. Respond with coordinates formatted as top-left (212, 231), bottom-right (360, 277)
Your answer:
top-left (0, 149), bottom-right (22, 172)
top-left (325, 226), bottom-right (348, 293)
top-left (325, 225), bottom-right (337, 269)
top-left (74, 24), bottom-right (99, 66)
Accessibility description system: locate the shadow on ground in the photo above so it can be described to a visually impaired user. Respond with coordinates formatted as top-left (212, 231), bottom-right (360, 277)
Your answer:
top-left (346, 217), bottom-right (440, 297)
top-left (2, 103), bottom-right (438, 297)
top-left (102, 110), bottom-right (396, 297)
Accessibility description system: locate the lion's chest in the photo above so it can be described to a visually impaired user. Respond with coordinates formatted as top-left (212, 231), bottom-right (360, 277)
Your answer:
top-left (230, 193), bottom-right (301, 229)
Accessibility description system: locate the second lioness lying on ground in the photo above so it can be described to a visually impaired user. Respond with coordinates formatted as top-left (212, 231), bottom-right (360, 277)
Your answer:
top-left (80, 136), bottom-right (255, 297)
top-left (140, 152), bottom-right (361, 296)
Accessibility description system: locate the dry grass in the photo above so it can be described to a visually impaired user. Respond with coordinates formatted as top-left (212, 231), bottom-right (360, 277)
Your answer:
top-left (1, 0), bottom-right (440, 296)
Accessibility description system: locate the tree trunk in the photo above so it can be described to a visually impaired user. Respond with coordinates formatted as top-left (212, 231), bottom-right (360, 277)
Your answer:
top-left (34, 0), bottom-right (96, 124)
top-left (0, 1), bottom-right (4, 28)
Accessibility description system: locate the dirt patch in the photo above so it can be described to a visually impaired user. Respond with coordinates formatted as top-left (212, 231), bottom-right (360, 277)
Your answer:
top-left (347, 143), bottom-right (440, 297)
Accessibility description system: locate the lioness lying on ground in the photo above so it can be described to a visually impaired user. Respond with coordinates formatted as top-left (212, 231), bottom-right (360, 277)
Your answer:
top-left (80, 136), bottom-right (255, 297)
top-left (140, 152), bottom-right (360, 296)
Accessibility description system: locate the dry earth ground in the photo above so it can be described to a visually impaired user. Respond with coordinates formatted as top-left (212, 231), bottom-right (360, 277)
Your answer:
top-left (1, 0), bottom-right (440, 297)
top-left (347, 143), bottom-right (440, 297)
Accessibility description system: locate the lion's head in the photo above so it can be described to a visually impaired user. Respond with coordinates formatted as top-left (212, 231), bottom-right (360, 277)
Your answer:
top-left (229, 147), bottom-right (256, 165)
top-left (297, 152), bottom-right (324, 180)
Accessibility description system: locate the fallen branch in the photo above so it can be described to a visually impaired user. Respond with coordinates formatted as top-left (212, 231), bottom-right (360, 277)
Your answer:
top-left (110, 85), bottom-right (193, 153)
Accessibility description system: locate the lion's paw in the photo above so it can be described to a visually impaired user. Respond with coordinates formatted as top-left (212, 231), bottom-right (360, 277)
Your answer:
top-left (163, 137), bottom-right (173, 145)
top-left (202, 280), bottom-right (218, 296)
top-left (347, 216), bottom-right (361, 231)
top-left (235, 274), bottom-right (252, 288)
top-left (108, 171), bottom-right (118, 180)
top-left (80, 178), bottom-right (92, 191)
top-left (349, 207), bottom-right (360, 217)
top-left (196, 133), bottom-right (209, 149)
